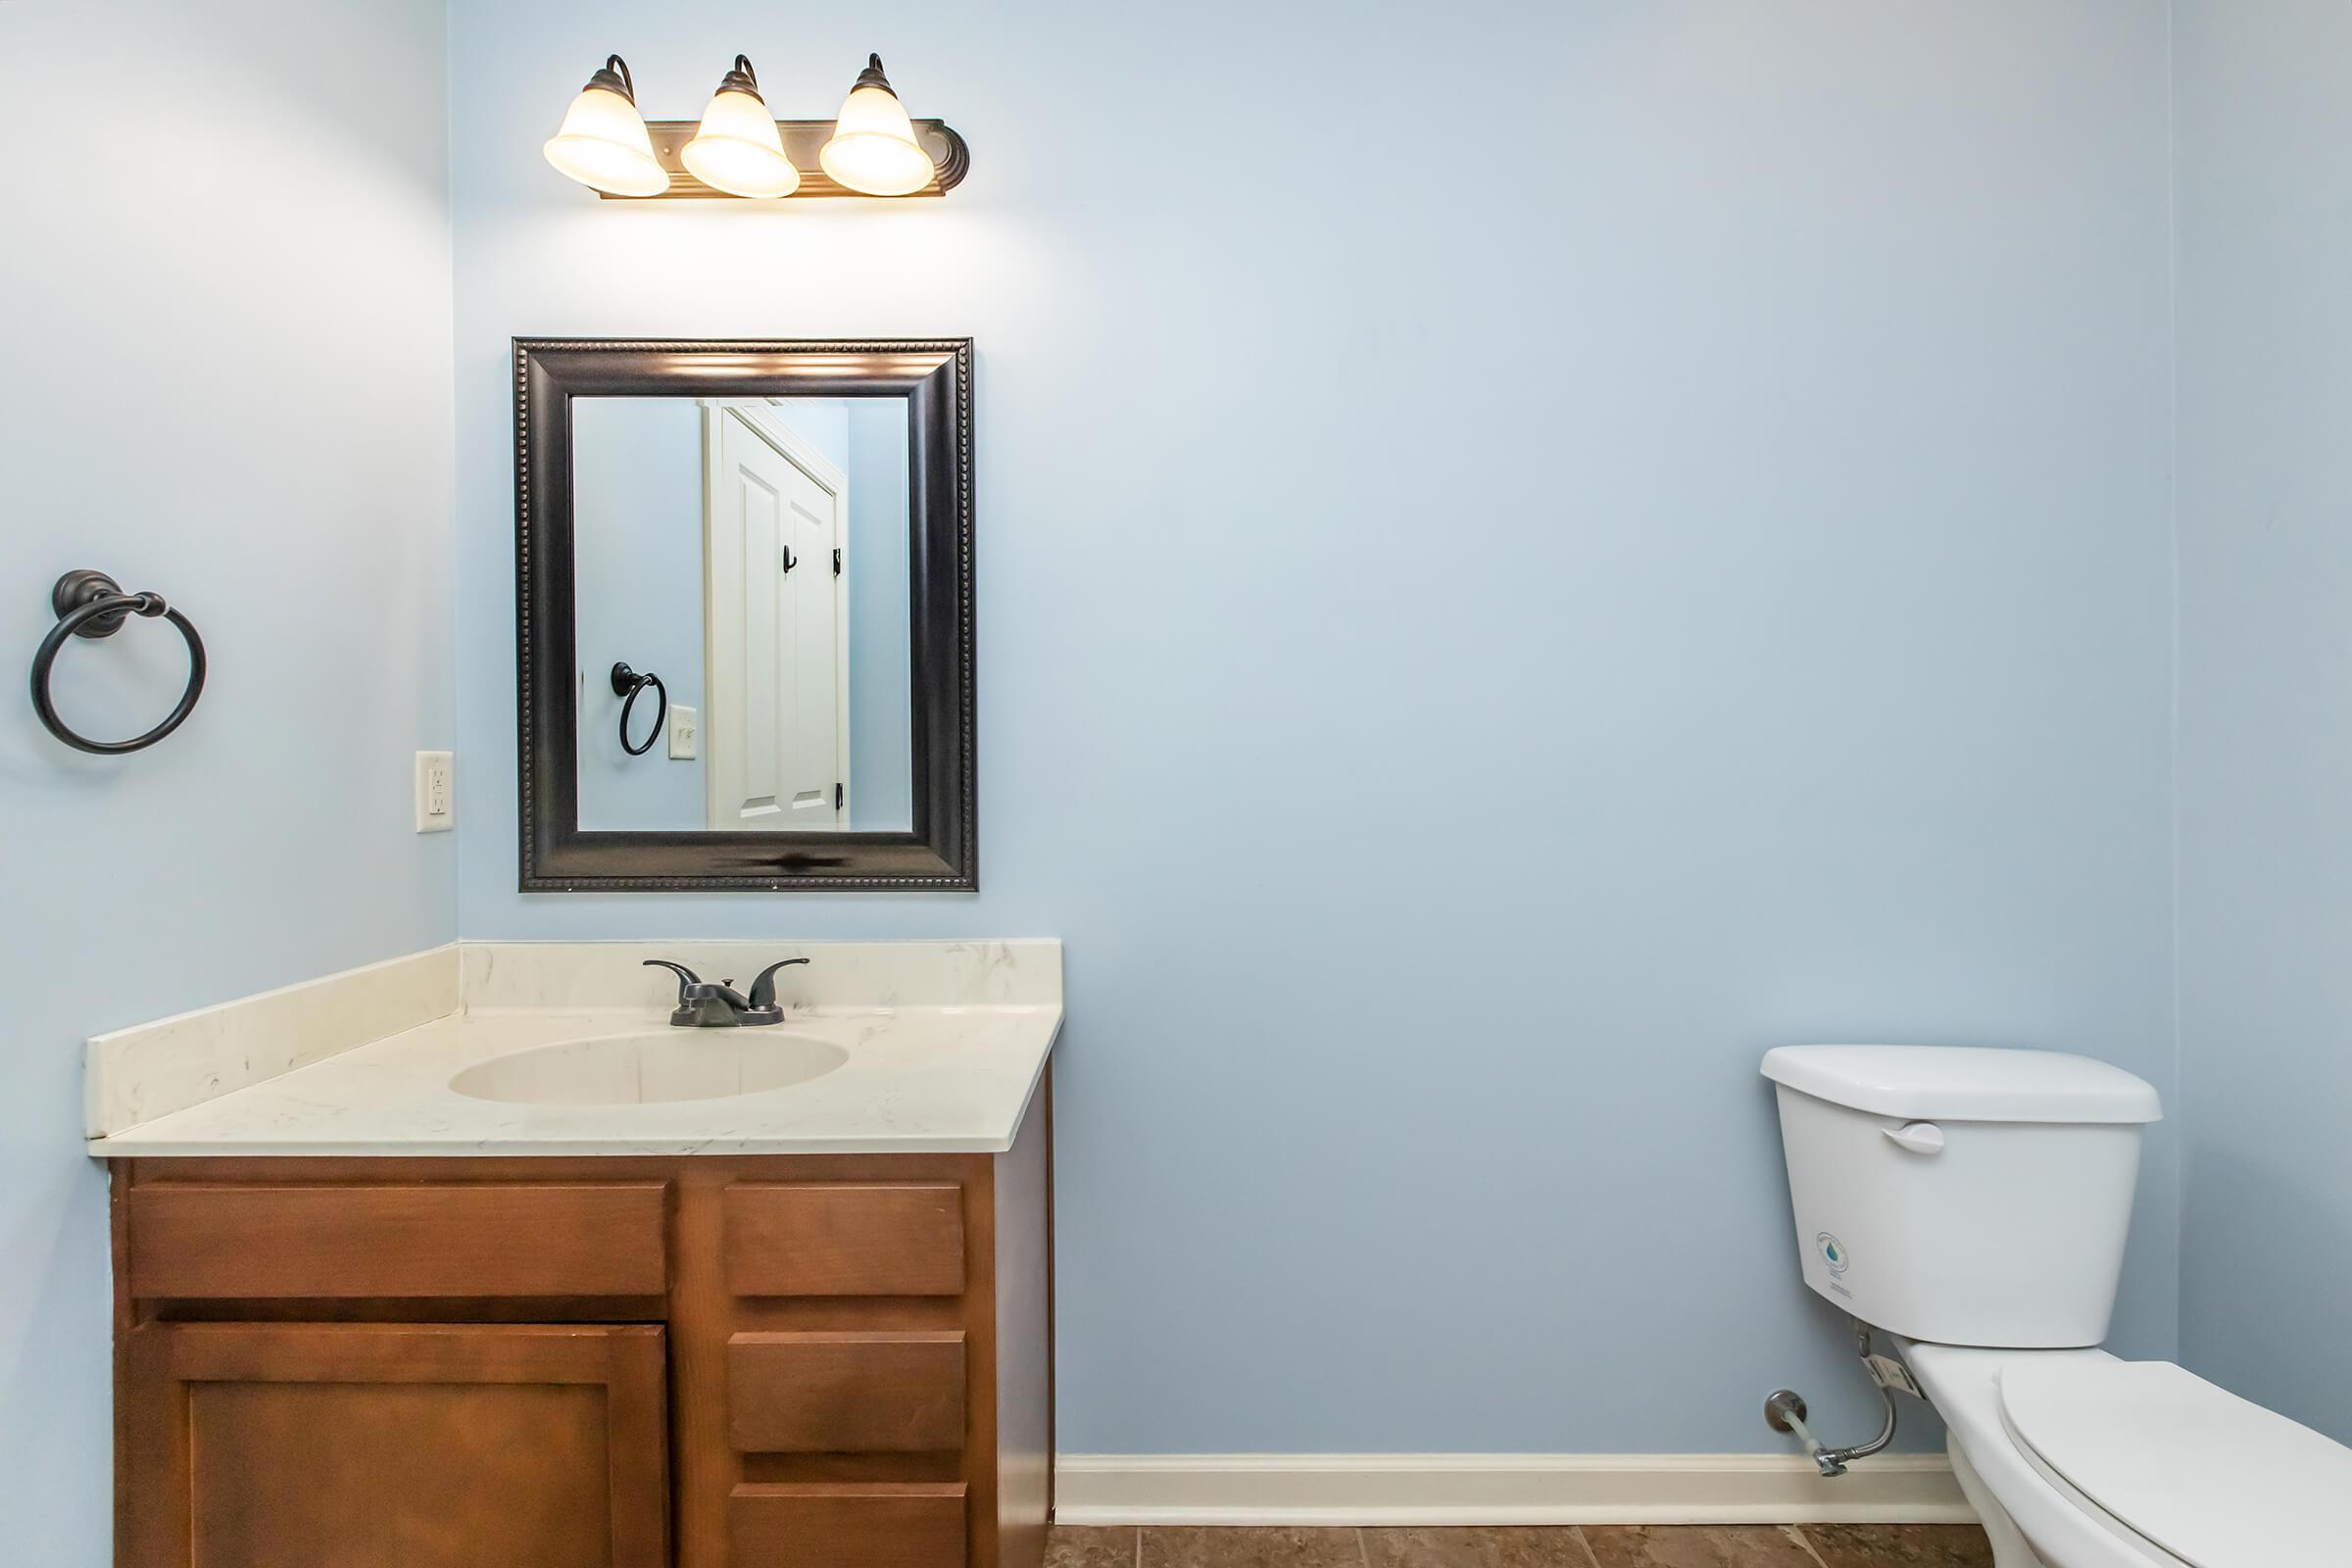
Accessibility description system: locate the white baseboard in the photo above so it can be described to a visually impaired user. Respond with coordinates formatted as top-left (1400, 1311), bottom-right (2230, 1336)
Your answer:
top-left (1053, 1453), bottom-right (1974, 1527)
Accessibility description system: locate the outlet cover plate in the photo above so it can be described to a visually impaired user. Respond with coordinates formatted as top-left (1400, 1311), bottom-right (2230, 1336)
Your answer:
top-left (415, 751), bottom-right (454, 833)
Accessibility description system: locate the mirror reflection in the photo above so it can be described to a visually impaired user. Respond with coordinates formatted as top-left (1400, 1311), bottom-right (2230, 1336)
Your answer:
top-left (573, 395), bottom-right (912, 833)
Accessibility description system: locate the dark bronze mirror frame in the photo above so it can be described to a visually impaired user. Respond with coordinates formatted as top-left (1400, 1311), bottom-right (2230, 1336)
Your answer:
top-left (513, 337), bottom-right (975, 892)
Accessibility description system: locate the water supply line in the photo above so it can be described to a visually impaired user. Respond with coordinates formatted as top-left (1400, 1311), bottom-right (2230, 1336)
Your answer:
top-left (1764, 1319), bottom-right (1901, 1477)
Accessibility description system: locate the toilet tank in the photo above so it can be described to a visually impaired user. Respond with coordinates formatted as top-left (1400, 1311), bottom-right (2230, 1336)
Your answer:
top-left (1761, 1045), bottom-right (2162, 1348)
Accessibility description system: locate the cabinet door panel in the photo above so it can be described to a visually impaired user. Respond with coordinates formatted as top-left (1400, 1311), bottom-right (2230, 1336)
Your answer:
top-left (121, 1322), bottom-right (666, 1568)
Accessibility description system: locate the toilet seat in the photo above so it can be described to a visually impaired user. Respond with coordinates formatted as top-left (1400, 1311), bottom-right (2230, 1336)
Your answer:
top-left (1997, 1358), bottom-right (2352, 1567)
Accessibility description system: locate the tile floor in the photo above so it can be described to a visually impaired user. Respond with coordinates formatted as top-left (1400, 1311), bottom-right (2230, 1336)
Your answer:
top-left (1047, 1525), bottom-right (1993, 1568)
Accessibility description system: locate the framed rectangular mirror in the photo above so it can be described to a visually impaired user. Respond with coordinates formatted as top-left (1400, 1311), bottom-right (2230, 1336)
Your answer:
top-left (513, 338), bottom-right (974, 891)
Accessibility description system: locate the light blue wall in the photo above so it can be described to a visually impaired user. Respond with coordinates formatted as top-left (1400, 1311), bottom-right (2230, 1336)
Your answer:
top-left (2173, 0), bottom-right (2352, 1446)
top-left (451, 1), bottom-right (2180, 1452)
top-left (0, 0), bottom-right (456, 1554)
top-left (572, 398), bottom-right (913, 829)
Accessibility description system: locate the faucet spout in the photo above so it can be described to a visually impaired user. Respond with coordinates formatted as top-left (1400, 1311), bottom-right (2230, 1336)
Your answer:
top-left (643, 957), bottom-right (809, 1027)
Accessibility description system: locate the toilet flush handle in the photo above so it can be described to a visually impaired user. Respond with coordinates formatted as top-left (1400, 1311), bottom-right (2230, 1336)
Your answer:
top-left (1883, 1121), bottom-right (1945, 1155)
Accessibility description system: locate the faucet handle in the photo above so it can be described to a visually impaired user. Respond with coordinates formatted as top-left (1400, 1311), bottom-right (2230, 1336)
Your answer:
top-left (643, 959), bottom-right (703, 1002)
top-left (747, 956), bottom-right (810, 1010)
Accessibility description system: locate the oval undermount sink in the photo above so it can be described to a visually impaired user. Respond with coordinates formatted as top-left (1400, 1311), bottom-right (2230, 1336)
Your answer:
top-left (447, 1030), bottom-right (850, 1106)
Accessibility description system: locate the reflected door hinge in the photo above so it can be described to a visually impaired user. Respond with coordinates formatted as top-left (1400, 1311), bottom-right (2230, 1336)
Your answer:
top-left (835, 782), bottom-right (845, 810)
top-left (832, 548), bottom-right (842, 576)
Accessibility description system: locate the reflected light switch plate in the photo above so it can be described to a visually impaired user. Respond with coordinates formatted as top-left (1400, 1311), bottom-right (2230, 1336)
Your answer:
top-left (668, 705), bottom-right (699, 760)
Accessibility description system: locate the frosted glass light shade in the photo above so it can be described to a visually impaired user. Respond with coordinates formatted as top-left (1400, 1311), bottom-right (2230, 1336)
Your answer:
top-left (682, 59), bottom-right (800, 199)
top-left (544, 61), bottom-right (668, 197)
top-left (820, 56), bottom-right (936, 196)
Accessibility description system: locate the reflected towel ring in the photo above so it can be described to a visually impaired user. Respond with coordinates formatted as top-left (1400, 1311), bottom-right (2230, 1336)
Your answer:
top-left (611, 662), bottom-right (667, 757)
top-left (30, 569), bottom-right (207, 755)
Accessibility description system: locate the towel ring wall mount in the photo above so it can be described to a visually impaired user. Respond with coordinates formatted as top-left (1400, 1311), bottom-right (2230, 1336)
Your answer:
top-left (29, 569), bottom-right (207, 755)
top-left (611, 662), bottom-right (667, 757)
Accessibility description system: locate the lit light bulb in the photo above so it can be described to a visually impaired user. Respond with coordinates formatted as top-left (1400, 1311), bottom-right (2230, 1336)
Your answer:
top-left (819, 54), bottom-right (937, 196)
top-left (543, 55), bottom-right (669, 197)
top-left (682, 55), bottom-right (800, 199)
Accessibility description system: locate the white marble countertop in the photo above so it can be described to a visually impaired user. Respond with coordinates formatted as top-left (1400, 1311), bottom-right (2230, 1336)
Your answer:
top-left (87, 1004), bottom-right (1059, 1157)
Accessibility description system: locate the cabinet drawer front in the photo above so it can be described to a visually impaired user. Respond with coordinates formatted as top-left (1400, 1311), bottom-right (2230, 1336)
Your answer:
top-left (729, 1331), bottom-right (966, 1453)
top-left (729, 1483), bottom-right (965, 1568)
top-left (724, 1183), bottom-right (963, 1297)
top-left (126, 1183), bottom-right (668, 1298)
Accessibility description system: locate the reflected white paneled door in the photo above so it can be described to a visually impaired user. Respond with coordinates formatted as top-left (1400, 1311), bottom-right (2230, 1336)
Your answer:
top-left (703, 404), bottom-right (848, 830)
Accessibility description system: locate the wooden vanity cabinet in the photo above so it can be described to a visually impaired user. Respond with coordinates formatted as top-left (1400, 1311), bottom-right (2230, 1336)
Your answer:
top-left (109, 1092), bottom-right (1052, 1568)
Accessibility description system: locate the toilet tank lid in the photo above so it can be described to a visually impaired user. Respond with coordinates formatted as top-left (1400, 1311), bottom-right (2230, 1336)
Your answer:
top-left (1761, 1045), bottom-right (2162, 1123)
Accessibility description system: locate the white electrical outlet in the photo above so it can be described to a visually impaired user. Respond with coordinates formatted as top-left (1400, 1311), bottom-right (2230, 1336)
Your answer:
top-left (668, 705), bottom-right (699, 760)
top-left (415, 751), bottom-right (455, 833)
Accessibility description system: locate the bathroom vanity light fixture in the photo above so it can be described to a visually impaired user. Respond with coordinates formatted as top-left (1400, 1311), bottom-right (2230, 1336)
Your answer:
top-left (545, 50), bottom-right (969, 200)
top-left (543, 56), bottom-right (670, 197)
top-left (818, 55), bottom-right (936, 196)
top-left (680, 56), bottom-right (798, 198)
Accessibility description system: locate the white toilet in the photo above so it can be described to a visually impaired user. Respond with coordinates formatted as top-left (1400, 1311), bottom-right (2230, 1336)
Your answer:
top-left (1762, 1045), bottom-right (2352, 1567)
